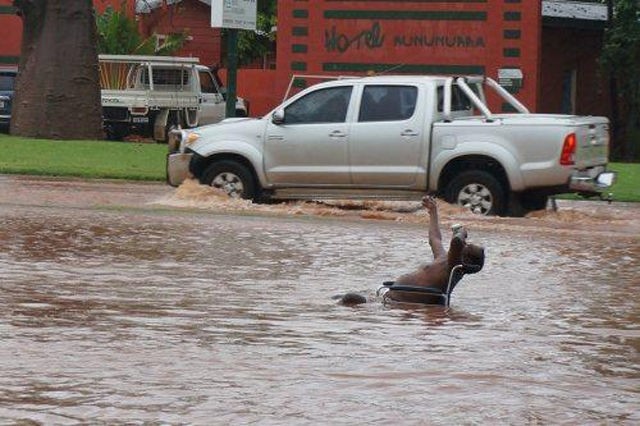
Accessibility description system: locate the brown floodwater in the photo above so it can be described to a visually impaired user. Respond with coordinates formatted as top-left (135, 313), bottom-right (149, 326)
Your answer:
top-left (0, 175), bottom-right (639, 424)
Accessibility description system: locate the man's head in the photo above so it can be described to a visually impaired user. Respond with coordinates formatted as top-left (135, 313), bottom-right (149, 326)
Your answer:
top-left (461, 243), bottom-right (485, 274)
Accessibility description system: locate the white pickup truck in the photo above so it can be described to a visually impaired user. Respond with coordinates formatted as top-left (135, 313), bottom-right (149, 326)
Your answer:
top-left (166, 75), bottom-right (616, 216)
top-left (100, 54), bottom-right (248, 142)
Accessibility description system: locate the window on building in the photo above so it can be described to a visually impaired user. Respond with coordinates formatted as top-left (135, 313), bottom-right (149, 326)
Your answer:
top-left (359, 85), bottom-right (417, 122)
top-left (154, 33), bottom-right (193, 53)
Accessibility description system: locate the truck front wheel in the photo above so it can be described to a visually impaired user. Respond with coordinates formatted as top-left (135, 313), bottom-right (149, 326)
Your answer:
top-left (201, 160), bottom-right (256, 200)
top-left (445, 170), bottom-right (506, 216)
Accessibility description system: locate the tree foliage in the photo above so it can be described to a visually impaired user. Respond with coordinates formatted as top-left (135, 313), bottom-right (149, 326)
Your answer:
top-left (96, 3), bottom-right (187, 55)
top-left (600, 0), bottom-right (640, 160)
top-left (233, 0), bottom-right (277, 66)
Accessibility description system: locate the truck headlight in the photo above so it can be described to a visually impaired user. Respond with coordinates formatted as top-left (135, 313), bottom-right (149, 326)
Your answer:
top-left (167, 129), bottom-right (183, 153)
top-left (184, 132), bottom-right (200, 146)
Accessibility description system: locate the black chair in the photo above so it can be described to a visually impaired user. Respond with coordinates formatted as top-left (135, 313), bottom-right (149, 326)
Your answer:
top-left (379, 265), bottom-right (467, 307)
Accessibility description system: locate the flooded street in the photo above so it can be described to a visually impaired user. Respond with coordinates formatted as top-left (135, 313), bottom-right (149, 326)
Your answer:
top-left (1, 175), bottom-right (639, 424)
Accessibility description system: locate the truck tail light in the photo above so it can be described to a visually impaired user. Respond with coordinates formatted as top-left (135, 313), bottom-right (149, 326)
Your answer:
top-left (560, 133), bottom-right (576, 166)
top-left (131, 107), bottom-right (148, 115)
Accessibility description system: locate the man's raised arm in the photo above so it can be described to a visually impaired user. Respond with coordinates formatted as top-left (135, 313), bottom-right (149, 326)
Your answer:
top-left (423, 196), bottom-right (446, 259)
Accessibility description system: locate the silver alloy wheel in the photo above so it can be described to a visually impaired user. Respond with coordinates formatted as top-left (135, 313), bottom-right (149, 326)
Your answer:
top-left (211, 172), bottom-right (244, 198)
top-left (457, 183), bottom-right (493, 215)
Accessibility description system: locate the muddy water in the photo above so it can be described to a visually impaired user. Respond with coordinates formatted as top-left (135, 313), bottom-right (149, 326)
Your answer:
top-left (0, 176), bottom-right (639, 424)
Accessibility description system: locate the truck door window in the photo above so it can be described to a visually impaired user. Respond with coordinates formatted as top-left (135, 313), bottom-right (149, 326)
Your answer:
top-left (359, 85), bottom-right (417, 122)
top-left (199, 71), bottom-right (219, 94)
top-left (284, 86), bottom-right (352, 124)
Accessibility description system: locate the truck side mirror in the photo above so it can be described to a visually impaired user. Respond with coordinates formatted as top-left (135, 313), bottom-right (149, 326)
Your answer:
top-left (272, 109), bottom-right (285, 125)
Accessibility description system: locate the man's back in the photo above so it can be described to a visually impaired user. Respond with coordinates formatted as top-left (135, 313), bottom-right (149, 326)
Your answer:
top-left (395, 256), bottom-right (450, 289)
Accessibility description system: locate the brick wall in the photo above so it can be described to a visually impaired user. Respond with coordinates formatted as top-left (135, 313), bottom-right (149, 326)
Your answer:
top-left (138, 0), bottom-right (222, 66)
top-left (0, 1), bottom-right (23, 65)
top-left (276, 0), bottom-right (542, 113)
top-left (540, 26), bottom-right (610, 116)
top-left (0, 0), bottom-right (134, 65)
top-left (218, 68), bottom-right (278, 117)
top-left (94, 0), bottom-right (134, 14)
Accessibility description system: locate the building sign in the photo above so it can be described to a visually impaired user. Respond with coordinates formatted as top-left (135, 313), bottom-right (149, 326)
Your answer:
top-left (324, 22), bottom-right (485, 53)
top-left (211, 0), bottom-right (257, 30)
top-left (498, 68), bottom-right (524, 93)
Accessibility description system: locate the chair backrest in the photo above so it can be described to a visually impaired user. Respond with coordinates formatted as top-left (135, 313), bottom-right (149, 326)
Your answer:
top-left (380, 265), bottom-right (468, 307)
top-left (443, 265), bottom-right (466, 306)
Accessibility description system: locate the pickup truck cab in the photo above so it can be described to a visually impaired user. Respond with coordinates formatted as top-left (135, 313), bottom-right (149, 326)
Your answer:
top-left (100, 55), bottom-right (248, 142)
top-left (167, 75), bottom-right (616, 216)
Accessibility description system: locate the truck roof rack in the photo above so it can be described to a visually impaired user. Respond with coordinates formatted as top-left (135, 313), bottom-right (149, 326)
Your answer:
top-left (98, 54), bottom-right (200, 65)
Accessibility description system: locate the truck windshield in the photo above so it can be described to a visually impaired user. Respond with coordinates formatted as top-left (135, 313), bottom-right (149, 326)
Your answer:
top-left (199, 71), bottom-right (219, 94)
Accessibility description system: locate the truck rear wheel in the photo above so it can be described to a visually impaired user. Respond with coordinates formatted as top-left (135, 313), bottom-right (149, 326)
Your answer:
top-left (201, 160), bottom-right (256, 200)
top-left (445, 170), bottom-right (506, 216)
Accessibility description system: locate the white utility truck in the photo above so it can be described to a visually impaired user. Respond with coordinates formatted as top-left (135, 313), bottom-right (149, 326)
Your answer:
top-left (100, 54), bottom-right (248, 142)
top-left (166, 74), bottom-right (616, 216)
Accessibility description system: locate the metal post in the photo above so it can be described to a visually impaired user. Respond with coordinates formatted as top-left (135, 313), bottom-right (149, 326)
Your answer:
top-left (225, 28), bottom-right (238, 118)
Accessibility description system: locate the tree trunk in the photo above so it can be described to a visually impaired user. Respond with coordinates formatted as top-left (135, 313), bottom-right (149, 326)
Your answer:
top-left (623, 78), bottom-right (640, 161)
top-left (11, 0), bottom-right (103, 140)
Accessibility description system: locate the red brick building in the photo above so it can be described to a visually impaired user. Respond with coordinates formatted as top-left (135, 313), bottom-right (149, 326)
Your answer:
top-left (276, 0), bottom-right (610, 116)
top-left (0, 0), bottom-right (611, 117)
top-left (136, 0), bottom-right (222, 67)
top-left (539, 1), bottom-right (610, 117)
top-left (0, 0), bottom-right (134, 65)
top-left (0, 1), bottom-right (23, 65)
top-left (0, 0), bottom-right (223, 71)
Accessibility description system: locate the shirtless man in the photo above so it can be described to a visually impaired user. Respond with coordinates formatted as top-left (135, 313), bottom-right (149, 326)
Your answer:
top-left (337, 196), bottom-right (484, 306)
top-left (386, 196), bottom-right (485, 304)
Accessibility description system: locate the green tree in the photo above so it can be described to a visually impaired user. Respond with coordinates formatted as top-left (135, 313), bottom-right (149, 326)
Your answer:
top-left (600, 0), bottom-right (640, 160)
top-left (228, 0), bottom-right (277, 67)
top-left (96, 3), bottom-right (187, 55)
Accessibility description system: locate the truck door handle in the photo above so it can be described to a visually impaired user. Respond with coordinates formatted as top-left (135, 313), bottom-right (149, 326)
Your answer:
top-left (329, 130), bottom-right (347, 138)
top-left (267, 135), bottom-right (284, 141)
top-left (401, 130), bottom-right (419, 137)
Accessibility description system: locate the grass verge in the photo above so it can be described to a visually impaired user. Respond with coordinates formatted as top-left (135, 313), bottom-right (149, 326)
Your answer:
top-left (0, 134), bottom-right (638, 202)
top-left (604, 162), bottom-right (639, 202)
top-left (0, 134), bottom-right (166, 181)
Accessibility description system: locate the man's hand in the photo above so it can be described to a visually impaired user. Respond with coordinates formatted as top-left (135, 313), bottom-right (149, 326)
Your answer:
top-left (423, 196), bottom-right (445, 257)
top-left (422, 196), bottom-right (438, 215)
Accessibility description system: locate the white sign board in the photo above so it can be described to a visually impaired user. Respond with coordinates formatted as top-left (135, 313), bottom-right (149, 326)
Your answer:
top-left (211, 0), bottom-right (257, 31)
